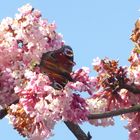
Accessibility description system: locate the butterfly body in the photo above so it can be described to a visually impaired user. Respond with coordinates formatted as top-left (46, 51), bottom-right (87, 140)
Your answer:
top-left (40, 45), bottom-right (75, 90)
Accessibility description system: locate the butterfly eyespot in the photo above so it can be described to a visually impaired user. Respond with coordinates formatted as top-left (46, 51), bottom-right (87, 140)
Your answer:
top-left (52, 81), bottom-right (63, 90)
top-left (64, 48), bottom-right (73, 57)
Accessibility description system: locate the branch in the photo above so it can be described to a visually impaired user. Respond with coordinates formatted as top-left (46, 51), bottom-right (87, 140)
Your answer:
top-left (64, 121), bottom-right (92, 140)
top-left (123, 84), bottom-right (140, 94)
top-left (0, 108), bottom-right (8, 119)
top-left (0, 99), bottom-right (19, 119)
top-left (88, 104), bottom-right (140, 120)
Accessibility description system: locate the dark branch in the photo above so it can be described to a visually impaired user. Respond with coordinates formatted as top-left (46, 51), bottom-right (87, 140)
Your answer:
top-left (64, 121), bottom-right (92, 140)
top-left (88, 104), bottom-right (140, 120)
top-left (0, 108), bottom-right (8, 119)
top-left (123, 84), bottom-right (140, 94)
top-left (0, 99), bottom-right (19, 119)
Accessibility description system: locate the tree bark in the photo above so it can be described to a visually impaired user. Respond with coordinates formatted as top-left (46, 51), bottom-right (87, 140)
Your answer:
top-left (64, 121), bottom-right (92, 140)
top-left (88, 104), bottom-right (140, 120)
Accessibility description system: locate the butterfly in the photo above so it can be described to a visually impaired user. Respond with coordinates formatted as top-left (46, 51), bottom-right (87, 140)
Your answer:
top-left (39, 45), bottom-right (75, 90)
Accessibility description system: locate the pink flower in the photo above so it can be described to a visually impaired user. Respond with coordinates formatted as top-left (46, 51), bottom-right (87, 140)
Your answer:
top-left (69, 67), bottom-right (97, 95)
top-left (0, 69), bottom-right (18, 108)
top-left (18, 4), bottom-right (33, 16)
top-left (63, 93), bottom-right (89, 123)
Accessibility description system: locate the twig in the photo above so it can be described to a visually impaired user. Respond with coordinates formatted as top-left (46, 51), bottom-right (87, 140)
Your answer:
top-left (88, 104), bottom-right (140, 120)
top-left (64, 121), bottom-right (92, 140)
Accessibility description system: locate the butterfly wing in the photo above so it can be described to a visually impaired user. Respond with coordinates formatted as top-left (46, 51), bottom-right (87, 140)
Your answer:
top-left (40, 45), bottom-right (75, 90)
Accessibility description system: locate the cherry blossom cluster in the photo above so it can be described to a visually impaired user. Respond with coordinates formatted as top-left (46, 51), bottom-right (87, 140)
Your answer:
top-left (86, 18), bottom-right (140, 139)
top-left (0, 3), bottom-right (63, 107)
top-left (122, 19), bottom-right (140, 140)
top-left (1, 3), bottom-right (140, 140)
top-left (0, 4), bottom-right (96, 140)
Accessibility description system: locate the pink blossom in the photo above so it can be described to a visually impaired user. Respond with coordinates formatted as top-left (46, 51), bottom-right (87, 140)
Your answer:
top-left (63, 93), bottom-right (89, 123)
top-left (70, 67), bottom-right (98, 95)
top-left (0, 69), bottom-right (18, 108)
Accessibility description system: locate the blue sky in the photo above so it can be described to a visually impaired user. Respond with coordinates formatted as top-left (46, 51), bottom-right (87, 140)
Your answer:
top-left (0, 0), bottom-right (140, 140)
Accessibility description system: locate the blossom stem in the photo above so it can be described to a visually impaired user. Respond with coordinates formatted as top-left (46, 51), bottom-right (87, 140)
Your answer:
top-left (88, 104), bottom-right (140, 119)
top-left (64, 121), bottom-right (92, 140)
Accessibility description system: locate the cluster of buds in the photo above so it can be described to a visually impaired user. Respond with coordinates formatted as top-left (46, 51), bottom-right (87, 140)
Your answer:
top-left (8, 104), bottom-right (34, 137)
top-left (93, 58), bottom-right (129, 94)
top-left (131, 19), bottom-right (140, 46)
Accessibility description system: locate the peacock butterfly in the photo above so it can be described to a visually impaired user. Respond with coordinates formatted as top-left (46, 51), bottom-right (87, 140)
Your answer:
top-left (39, 45), bottom-right (75, 90)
